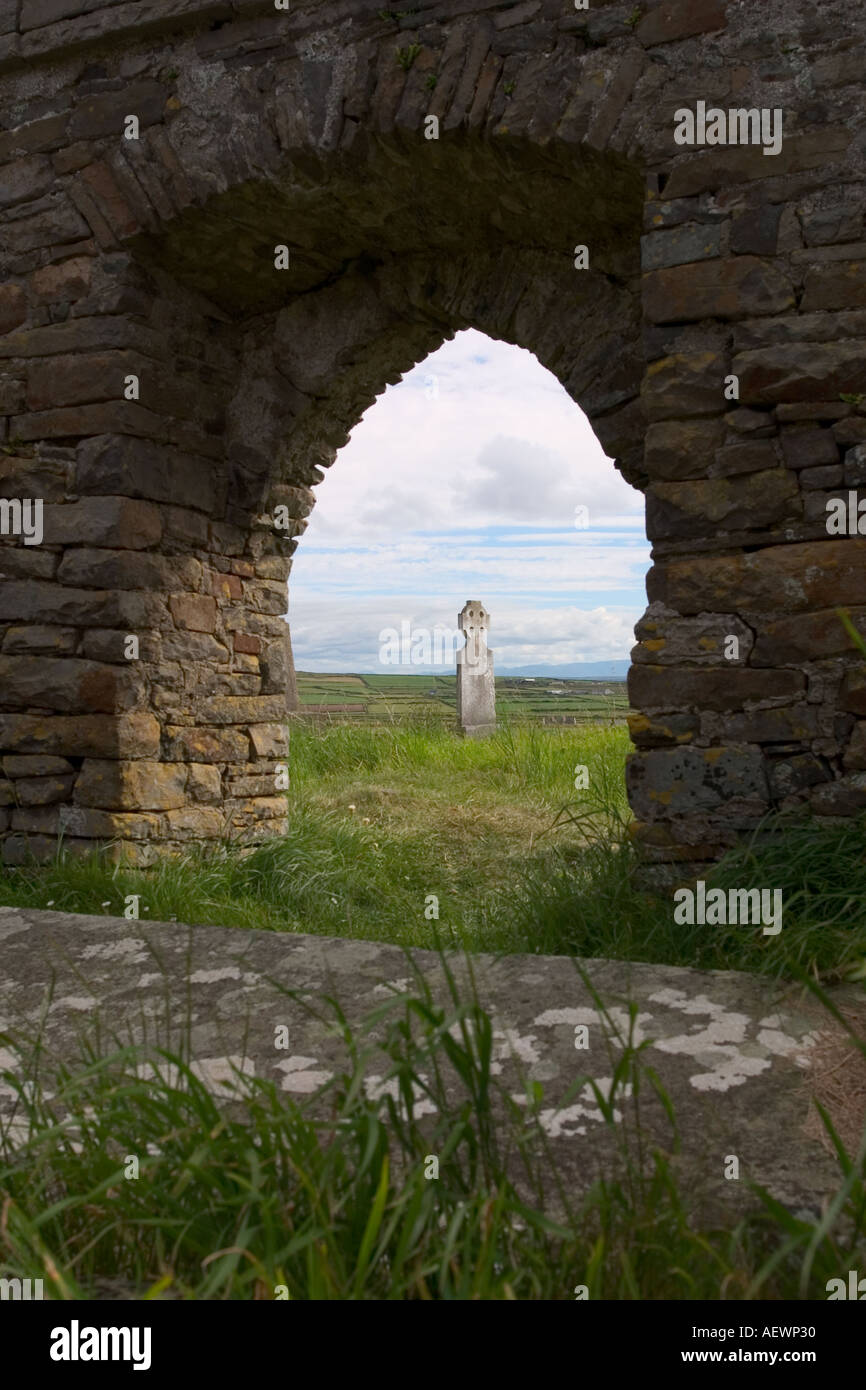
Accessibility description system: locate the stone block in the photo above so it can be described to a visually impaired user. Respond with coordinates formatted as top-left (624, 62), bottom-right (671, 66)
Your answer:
top-left (711, 441), bottom-right (779, 477)
top-left (163, 807), bottom-right (225, 837)
top-left (641, 351), bottom-right (727, 419)
top-left (842, 722), bottom-right (866, 770)
top-left (640, 224), bottom-right (721, 271)
top-left (0, 655), bottom-right (123, 713)
top-left (644, 419), bottom-right (726, 480)
top-left (768, 754), bottom-right (829, 798)
top-left (734, 343), bottom-right (866, 404)
top-left (161, 631), bottom-right (230, 664)
top-left (14, 774), bottom-right (75, 805)
top-left (0, 580), bottom-right (168, 628)
top-left (647, 469), bottom-right (799, 540)
top-left (248, 723), bottom-right (288, 758)
top-left (165, 726), bottom-right (250, 763)
top-left (730, 207), bottom-right (783, 256)
top-left (0, 284), bottom-right (27, 335)
top-left (186, 764), bottom-right (222, 803)
top-left (810, 776), bottom-right (866, 815)
top-left (2, 755), bottom-right (73, 776)
top-left (260, 635), bottom-right (290, 694)
top-left (57, 548), bottom-right (201, 592)
top-left (626, 712), bottom-right (699, 748)
top-left (198, 696), bottom-right (287, 727)
top-left (42, 497), bottom-right (163, 548)
top-left (2, 625), bottom-right (78, 654)
top-left (643, 258), bottom-right (794, 325)
top-left (628, 665), bottom-right (805, 714)
top-left (169, 594), bottom-right (217, 633)
top-left (81, 628), bottom-right (160, 664)
top-left (626, 746), bottom-right (769, 821)
top-left (802, 262), bottom-right (866, 312)
top-left (75, 436), bottom-right (217, 513)
top-left (56, 806), bottom-right (162, 840)
top-left (30, 256), bottom-right (93, 303)
top-left (0, 711), bottom-right (160, 758)
top-left (650, 540), bottom-right (866, 614)
top-left (68, 82), bottom-right (166, 141)
top-left (840, 670), bottom-right (866, 716)
top-left (74, 759), bottom-right (187, 811)
top-left (702, 705), bottom-right (819, 744)
top-left (633, 604), bottom-right (753, 666)
top-left (752, 608), bottom-right (866, 665)
top-left (636, 0), bottom-right (727, 46)
top-left (780, 429), bottom-right (839, 469)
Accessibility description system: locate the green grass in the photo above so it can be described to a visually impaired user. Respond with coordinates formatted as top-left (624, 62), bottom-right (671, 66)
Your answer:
top-left (2, 950), bottom-right (864, 1300)
top-left (0, 722), bottom-right (630, 953)
top-left (2, 718), bottom-right (866, 982)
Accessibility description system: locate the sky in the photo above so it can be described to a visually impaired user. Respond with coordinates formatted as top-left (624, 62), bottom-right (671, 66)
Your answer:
top-left (287, 328), bottom-right (651, 674)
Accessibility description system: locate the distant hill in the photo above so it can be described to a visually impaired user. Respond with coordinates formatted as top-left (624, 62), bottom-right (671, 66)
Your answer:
top-left (496, 661), bottom-right (630, 679)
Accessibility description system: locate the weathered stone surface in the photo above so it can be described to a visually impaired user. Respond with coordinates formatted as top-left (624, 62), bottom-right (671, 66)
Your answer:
top-left (14, 773), bottom-right (75, 805)
top-left (57, 549), bottom-right (201, 592)
top-left (0, 712), bottom-right (159, 758)
top-left (633, 604), bottom-right (754, 666)
top-left (647, 469), bottom-right (799, 539)
top-left (627, 746), bottom-right (770, 821)
top-left (74, 759), bottom-right (188, 811)
top-left (186, 763), bottom-right (221, 803)
top-left (734, 343), bottom-right (866, 404)
top-left (0, 906), bottom-right (858, 1229)
top-left (198, 697), bottom-right (287, 727)
top-left (641, 351), bottom-right (727, 419)
top-left (643, 259), bottom-right (794, 325)
top-left (840, 670), bottom-right (866, 717)
top-left (644, 419), bottom-right (726, 480)
top-left (651, 542), bottom-right (866, 615)
top-left (2, 754), bottom-right (73, 777)
top-left (636, 0), bottom-right (727, 46)
top-left (629, 666), bottom-right (805, 714)
top-left (2, 625), bottom-right (78, 654)
top-left (802, 262), bottom-right (866, 313)
top-left (248, 723), bottom-right (288, 758)
top-left (75, 436), bottom-right (217, 513)
top-left (753, 608), bottom-right (866, 666)
top-left (640, 224), bottom-right (721, 271)
top-left (42, 497), bottom-right (163, 548)
top-left (165, 725), bottom-right (250, 763)
top-left (0, 655), bottom-right (125, 713)
top-left (0, 284), bottom-right (27, 334)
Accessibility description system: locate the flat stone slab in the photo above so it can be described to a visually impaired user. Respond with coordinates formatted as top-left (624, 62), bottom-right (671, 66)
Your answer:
top-left (1, 907), bottom-right (862, 1226)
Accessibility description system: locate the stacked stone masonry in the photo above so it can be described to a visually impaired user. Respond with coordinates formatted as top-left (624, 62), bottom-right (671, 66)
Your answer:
top-left (0, 0), bottom-right (865, 876)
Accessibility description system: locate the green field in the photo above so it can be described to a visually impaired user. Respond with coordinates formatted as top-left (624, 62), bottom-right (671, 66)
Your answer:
top-left (295, 671), bottom-right (630, 723)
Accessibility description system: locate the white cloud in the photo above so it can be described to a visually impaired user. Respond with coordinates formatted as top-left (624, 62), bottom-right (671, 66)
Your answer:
top-left (289, 329), bottom-right (650, 669)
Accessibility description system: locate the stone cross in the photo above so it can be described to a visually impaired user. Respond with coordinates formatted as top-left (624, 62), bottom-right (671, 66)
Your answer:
top-left (456, 600), bottom-right (496, 737)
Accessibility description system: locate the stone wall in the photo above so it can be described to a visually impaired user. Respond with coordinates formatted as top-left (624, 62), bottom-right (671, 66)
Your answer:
top-left (1, 0), bottom-right (865, 873)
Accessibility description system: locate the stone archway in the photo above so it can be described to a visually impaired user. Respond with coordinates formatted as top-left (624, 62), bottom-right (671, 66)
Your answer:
top-left (1, 0), bottom-right (865, 880)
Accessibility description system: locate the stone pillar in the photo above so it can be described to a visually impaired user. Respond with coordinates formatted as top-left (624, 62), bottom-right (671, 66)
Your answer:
top-left (0, 258), bottom-right (292, 866)
top-left (456, 601), bottom-right (496, 739)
